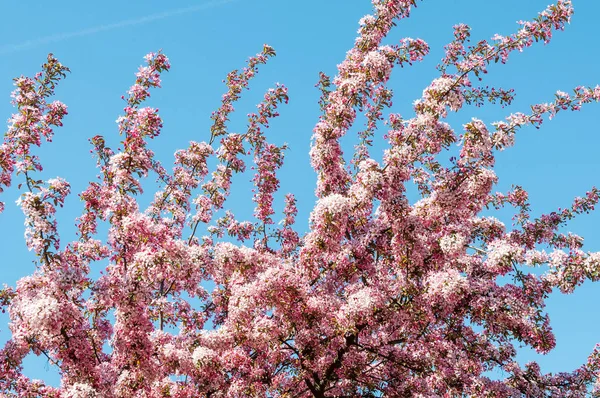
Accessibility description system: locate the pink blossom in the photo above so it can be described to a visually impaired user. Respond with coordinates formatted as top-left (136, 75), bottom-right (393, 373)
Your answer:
top-left (426, 269), bottom-right (467, 298)
top-left (0, 1), bottom-right (599, 396)
top-left (64, 383), bottom-right (97, 398)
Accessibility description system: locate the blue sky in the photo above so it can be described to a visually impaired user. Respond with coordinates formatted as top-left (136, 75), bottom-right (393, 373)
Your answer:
top-left (1, 0), bottom-right (599, 387)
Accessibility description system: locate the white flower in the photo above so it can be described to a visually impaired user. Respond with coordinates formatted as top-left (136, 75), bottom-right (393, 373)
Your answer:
top-left (486, 239), bottom-right (524, 272)
top-left (362, 50), bottom-right (392, 79)
top-left (423, 76), bottom-right (465, 115)
top-left (439, 233), bottom-right (466, 256)
top-left (426, 269), bottom-right (467, 297)
top-left (346, 287), bottom-right (375, 318)
top-left (192, 346), bottom-right (216, 365)
top-left (65, 383), bottom-right (97, 398)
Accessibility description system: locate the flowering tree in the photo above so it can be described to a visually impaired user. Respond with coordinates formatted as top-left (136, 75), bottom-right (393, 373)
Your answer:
top-left (1, 0), bottom-right (600, 396)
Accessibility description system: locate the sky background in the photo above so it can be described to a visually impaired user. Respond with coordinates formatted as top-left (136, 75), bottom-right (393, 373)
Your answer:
top-left (1, 0), bottom-right (600, 387)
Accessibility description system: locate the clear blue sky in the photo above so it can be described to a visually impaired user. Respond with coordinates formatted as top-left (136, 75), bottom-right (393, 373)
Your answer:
top-left (1, 0), bottom-right (599, 387)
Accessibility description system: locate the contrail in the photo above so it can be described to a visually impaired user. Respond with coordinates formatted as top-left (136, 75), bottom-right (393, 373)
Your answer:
top-left (0, 0), bottom-right (236, 55)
